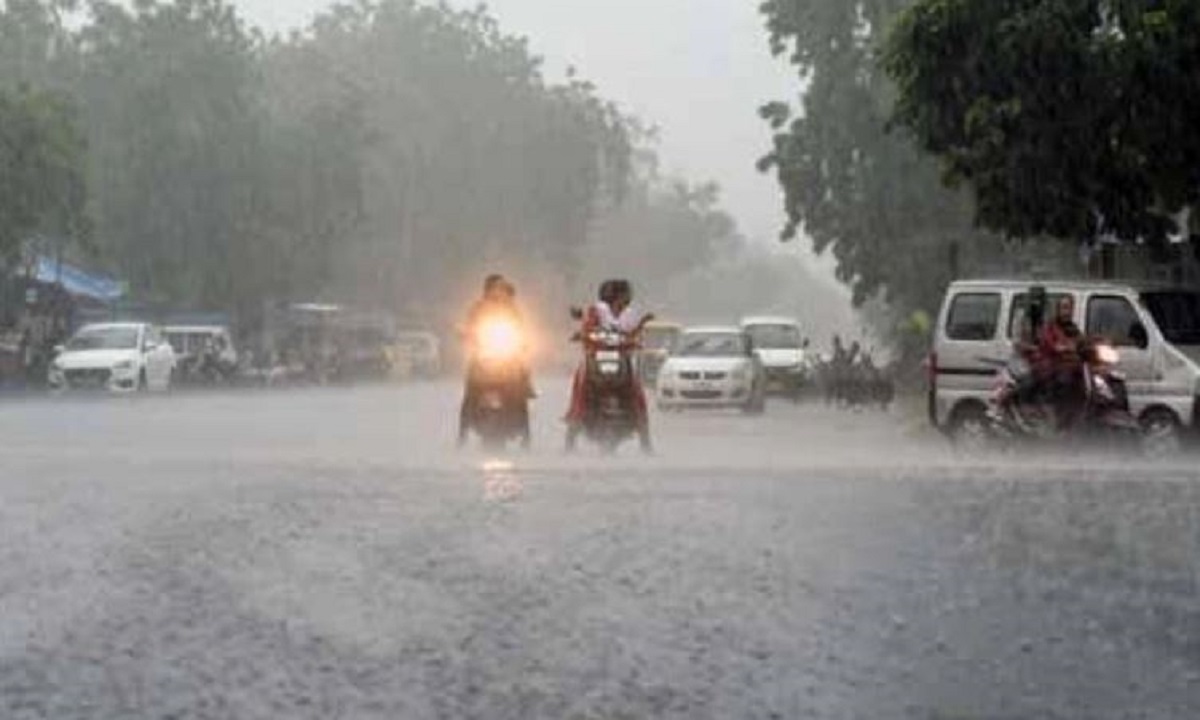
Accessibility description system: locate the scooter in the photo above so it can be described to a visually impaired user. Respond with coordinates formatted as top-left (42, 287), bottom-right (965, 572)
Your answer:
top-left (984, 338), bottom-right (1140, 448)
top-left (464, 315), bottom-right (531, 450)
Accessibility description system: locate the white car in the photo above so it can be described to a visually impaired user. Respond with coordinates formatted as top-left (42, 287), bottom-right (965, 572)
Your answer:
top-left (49, 323), bottom-right (176, 393)
top-left (740, 316), bottom-right (809, 399)
top-left (657, 327), bottom-right (765, 413)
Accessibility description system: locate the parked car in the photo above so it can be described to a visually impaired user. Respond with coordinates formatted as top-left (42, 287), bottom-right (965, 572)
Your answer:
top-left (740, 316), bottom-right (810, 400)
top-left (48, 322), bottom-right (175, 393)
top-left (931, 279), bottom-right (1200, 452)
top-left (165, 325), bottom-right (238, 385)
top-left (392, 331), bottom-right (442, 378)
top-left (656, 326), bottom-right (765, 414)
top-left (637, 321), bottom-right (682, 385)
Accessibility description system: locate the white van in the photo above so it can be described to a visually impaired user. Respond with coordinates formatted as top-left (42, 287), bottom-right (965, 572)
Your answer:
top-left (930, 280), bottom-right (1200, 446)
top-left (740, 316), bottom-right (809, 398)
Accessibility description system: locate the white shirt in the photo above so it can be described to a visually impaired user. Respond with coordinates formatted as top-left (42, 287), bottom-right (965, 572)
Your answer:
top-left (593, 302), bottom-right (646, 333)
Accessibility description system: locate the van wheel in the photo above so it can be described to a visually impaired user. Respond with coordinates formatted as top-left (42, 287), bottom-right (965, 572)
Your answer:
top-left (1141, 409), bottom-right (1182, 457)
top-left (949, 403), bottom-right (992, 453)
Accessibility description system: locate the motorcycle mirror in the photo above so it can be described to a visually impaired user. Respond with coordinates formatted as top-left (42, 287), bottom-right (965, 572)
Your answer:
top-left (1129, 322), bottom-right (1149, 350)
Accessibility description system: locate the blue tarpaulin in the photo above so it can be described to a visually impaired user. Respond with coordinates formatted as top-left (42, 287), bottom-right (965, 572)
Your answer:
top-left (33, 256), bottom-right (124, 302)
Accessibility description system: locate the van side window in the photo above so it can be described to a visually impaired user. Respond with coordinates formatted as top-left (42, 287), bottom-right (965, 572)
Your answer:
top-left (946, 293), bottom-right (1001, 341)
top-left (1008, 293), bottom-right (1070, 339)
top-left (1087, 296), bottom-right (1141, 347)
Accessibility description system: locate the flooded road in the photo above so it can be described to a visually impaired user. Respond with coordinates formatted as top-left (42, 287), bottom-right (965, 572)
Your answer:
top-left (0, 380), bottom-right (1197, 718)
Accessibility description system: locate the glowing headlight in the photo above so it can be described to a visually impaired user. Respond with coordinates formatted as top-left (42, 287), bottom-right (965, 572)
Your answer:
top-left (476, 317), bottom-right (522, 360)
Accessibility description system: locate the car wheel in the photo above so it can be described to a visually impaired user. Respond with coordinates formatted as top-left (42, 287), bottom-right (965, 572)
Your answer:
top-left (950, 403), bottom-right (992, 453)
top-left (1141, 409), bottom-right (1183, 457)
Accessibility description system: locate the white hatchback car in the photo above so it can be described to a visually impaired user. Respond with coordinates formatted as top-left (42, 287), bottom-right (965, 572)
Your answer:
top-left (49, 323), bottom-right (176, 393)
top-left (656, 327), bottom-right (765, 414)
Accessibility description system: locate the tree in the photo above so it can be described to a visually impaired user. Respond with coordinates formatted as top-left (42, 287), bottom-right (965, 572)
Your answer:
top-left (0, 84), bottom-right (87, 264)
top-left (884, 0), bottom-right (1200, 246)
top-left (758, 0), bottom-right (1008, 314)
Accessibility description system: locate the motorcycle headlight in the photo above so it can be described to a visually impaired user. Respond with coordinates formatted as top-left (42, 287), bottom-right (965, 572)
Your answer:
top-left (477, 318), bottom-right (522, 361)
top-left (1096, 345), bottom-right (1120, 365)
top-left (113, 360), bottom-right (135, 372)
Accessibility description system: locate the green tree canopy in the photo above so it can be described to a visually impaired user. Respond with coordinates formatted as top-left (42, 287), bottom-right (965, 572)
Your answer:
top-left (758, 0), bottom-right (1002, 313)
top-left (0, 84), bottom-right (87, 264)
top-left (884, 0), bottom-right (1200, 246)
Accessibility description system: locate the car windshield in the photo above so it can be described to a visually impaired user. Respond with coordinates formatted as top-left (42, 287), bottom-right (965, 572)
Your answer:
top-left (745, 324), bottom-right (801, 349)
top-left (642, 328), bottom-right (678, 350)
top-left (66, 326), bottom-right (139, 351)
top-left (1141, 291), bottom-right (1200, 345)
top-left (675, 333), bottom-right (746, 357)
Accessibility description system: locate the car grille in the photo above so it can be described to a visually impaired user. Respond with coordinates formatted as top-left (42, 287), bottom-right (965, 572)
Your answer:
top-left (679, 371), bottom-right (701, 380)
top-left (681, 390), bottom-right (723, 400)
top-left (65, 369), bottom-right (112, 389)
top-left (703, 372), bottom-right (728, 381)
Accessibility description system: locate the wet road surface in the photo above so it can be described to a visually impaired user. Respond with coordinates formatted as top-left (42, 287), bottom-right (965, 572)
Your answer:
top-left (0, 380), bottom-right (1197, 718)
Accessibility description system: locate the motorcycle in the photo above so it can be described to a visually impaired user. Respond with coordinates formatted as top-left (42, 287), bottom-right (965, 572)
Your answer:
top-left (984, 338), bottom-right (1140, 447)
top-left (566, 318), bottom-right (646, 454)
top-left (464, 314), bottom-right (531, 450)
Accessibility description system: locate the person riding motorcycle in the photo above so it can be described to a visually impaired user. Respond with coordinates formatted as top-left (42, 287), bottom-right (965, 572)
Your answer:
top-left (1002, 293), bottom-right (1084, 429)
top-left (566, 279), bottom-right (654, 453)
top-left (458, 275), bottom-right (532, 446)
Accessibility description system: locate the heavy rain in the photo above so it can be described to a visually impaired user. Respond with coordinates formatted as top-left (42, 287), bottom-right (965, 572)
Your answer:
top-left (0, 1), bottom-right (1197, 718)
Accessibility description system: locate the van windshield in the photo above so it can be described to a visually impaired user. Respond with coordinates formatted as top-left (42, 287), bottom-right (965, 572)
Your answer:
top-left (744, 324), bottom-right (801, 349)
top-left (1140, 291), bottom-right (1200, 345)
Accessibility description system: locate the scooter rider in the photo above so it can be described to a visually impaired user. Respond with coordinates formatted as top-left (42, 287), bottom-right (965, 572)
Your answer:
top-left (565, 279), bottom-right (654, 453)
top-left (1039, 294), bottom-right (1085, 427)
top-left (458, 275), bottom-right (532, 446)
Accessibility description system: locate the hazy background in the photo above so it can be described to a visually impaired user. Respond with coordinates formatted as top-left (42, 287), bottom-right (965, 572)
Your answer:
top-left (238, 0), bottom-right (808, 256)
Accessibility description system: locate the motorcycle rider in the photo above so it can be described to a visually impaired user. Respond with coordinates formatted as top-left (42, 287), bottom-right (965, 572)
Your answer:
top-left (458, 274), bottom-right (532, 447)
top-left (1038, 294), bottom-right (1085, 428)
top-left (566, 279), bottom-right (654, 453)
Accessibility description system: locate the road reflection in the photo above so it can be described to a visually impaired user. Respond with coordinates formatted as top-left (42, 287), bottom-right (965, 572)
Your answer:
top-left (481, 459), bottom-right (523, 502)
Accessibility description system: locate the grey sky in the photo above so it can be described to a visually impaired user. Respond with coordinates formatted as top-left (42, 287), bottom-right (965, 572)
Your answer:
top-left (234, 0), bottom-right (799, 246)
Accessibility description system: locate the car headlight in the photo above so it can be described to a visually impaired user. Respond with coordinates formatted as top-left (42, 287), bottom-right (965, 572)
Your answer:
top-left (113, 360), bottom-right (135, 372)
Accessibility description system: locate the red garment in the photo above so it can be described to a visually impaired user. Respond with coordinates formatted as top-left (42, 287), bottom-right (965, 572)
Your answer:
top-left (1038, 321), bottom-right (1080, 366)
top-left (565, 306), bottom-right (648, 426)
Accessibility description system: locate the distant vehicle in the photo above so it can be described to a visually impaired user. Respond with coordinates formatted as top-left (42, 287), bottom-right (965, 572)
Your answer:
top-left (637, 321), bottom-right (682, 385)
top-left (740, 316), bottom-right (809, 400)
top-left (49, 322), bottom-right (175, 393)
top-left (931, 279), bottom-right (1200, 453)
top-left (335, 321), bottom-right (394, 381)
top-left (392, 331), bottom-right (442, 378)
top-left (657, 326), bottom-right (765, 414)
top-left (165, 325), bottom-right (238, 385)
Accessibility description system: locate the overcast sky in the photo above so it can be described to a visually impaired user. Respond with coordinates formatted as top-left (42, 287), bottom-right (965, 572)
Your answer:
top-left (234, 0), bottom-right (799, 247)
